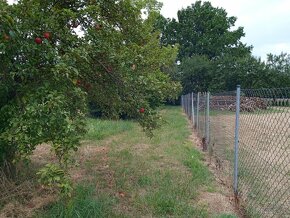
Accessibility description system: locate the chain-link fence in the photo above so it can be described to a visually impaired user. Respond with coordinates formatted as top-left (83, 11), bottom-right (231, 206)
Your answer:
top-left (181, 87), bottom-right (290, 218)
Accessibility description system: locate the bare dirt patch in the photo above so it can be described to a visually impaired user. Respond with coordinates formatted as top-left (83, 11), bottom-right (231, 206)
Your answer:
top-left (0, 141), bottom-right (113, 217)
top-left (31, 143), bottom-right (56, 165)
top-left (131, 143), bottom-right (151, 155)
top-left (198, 192), bottom-right (236, 215)
top-left (0, 194), bottom-right (56, 218)
top-left (0, 186), bottom-right (57, 218)
top-left (0, 144), bottom-right (59, 218)
top-left (71, 142), bottom-right (110, 183)
top-left (77, 143), bottom-right (109, 160)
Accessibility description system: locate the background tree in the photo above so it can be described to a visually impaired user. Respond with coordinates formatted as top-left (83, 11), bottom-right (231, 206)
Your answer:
top-left (180, 56), bottom-right (212, 93)
top-left (212, 54), bottom-right (268, 90)
top-left (158, 1), bottom-right (250, 61)
top-left (209, 52), bottom-right (290, 91)
top-left (266, 53), bottom-right (290, 75)
top-left (265, 53), bottom-right (290, 87)
top-left (156, 1), bottom-right (253, 93)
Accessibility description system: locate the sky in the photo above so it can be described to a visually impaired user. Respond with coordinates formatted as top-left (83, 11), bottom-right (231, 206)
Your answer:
top-left (159, 0), bottom-right (290, 61)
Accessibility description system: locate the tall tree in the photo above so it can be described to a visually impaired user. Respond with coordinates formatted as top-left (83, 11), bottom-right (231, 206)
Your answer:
top-left (265, 53), bottom-right (290, 87)
top-left (158, 1), bottom-right (250, 60)
top-left (180, 56), bottom-right (212, 93)
top-left (266, 52), bottom-right (290, 75)
top-left (212, 54), bottom-right (269, 91)
top-left (156, 1), bottom-right (254, 93)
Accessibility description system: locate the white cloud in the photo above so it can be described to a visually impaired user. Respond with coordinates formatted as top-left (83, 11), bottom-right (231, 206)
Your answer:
top-left (256, 43), bottom-right (290, 60)
top-left (159, 0), bottom-right (193, 19)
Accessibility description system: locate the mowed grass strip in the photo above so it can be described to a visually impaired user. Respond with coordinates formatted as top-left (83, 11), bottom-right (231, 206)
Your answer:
top-left (39, 106), bottom-right (216, 217)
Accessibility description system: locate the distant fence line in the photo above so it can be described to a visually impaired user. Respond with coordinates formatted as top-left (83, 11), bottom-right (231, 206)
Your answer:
top-left (181, 86), bottom-right (290, 218)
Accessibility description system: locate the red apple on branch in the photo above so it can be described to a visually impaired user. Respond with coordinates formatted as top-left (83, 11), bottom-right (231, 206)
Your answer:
top-left (76, 79), bottom-right (82, 86)
top-left (35, 37), bottom-right (42, 44)
top-left (43, 32), bottom-right (51, 39)
top-left (139, 108), bottom-right (145, 113)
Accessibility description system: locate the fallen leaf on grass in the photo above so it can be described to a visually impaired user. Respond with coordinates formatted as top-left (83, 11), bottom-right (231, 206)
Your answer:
top-left (118, 191), bottom-right (125, 198)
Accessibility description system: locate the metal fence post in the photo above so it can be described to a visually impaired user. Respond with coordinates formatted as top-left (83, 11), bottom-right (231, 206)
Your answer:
top-left (188, 94), bottom-right (190, 118)
top-left (187, 94), bottom-right (189, 118)
top-left (206, 92), bottom-right (210, 147)
top-left (191, 92), bottom-right (194, 126)
top-left (196, 92), bottom-right (200, 132)
top-left (186, 94), bottom-right (188, 116)
top-left (234, 85), bottom-right (241, 196)
top-left (181, 95), bottom-right (183, 111)
top-left (189, 93), bottom-right (192, 120)
top-left (183, 95), bottom-right (185, 112)
top-left (189, 94), bottom-right (191, 117)
top-left (184, 95), bottom-right (186, 114)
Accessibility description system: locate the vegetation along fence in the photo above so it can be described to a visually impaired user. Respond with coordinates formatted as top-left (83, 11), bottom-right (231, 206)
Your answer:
top-left (181, 86), bottom-right (290, 218)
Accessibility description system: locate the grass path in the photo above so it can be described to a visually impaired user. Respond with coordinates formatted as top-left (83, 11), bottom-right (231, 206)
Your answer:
top-left (38, 106), bottom-right (237, 218)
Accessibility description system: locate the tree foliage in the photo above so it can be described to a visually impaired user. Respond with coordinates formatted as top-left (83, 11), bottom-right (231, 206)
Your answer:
top-left (158, 1), bottom-right (290, 93)
top-left (0, 0), bottom-right (181, 193)
top-left (180, 52), bottom-right (290, 93)
top-left (265, 53), bottom-right (290, 87)
top-left (158, 1), bottom-right (250, 60)
top-left (211, 52), bottom-right (290, 91)
top-left (156, 1), bottom-right (255, 93)
top-left (180, 56), bottom-right (212, 93)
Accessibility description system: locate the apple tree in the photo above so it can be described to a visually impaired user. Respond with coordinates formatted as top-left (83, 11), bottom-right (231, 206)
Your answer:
top-left (0, 0), bottom-right (90, 194)
top-left (68, 0), bottom-right (181, 133)
top-left (0, 0), bottom-right (180, 194)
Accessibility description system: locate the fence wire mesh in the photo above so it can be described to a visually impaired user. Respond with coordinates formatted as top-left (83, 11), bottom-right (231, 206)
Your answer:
top-left (209, 91), bottom-right (237, 187)
top-left (181, 87), bottom-right (290, 218)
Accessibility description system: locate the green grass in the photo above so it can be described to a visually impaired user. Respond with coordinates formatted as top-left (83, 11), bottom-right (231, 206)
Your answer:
top-left (137, 175), bottom-right (152, 187)
top-left (37, 106), bottom-right (232, 217)
top-left (37, 185), bottom-right (120, 218)
top-left (139, 169), bottom-right (209, 217)
top-left (183, 146), bottom-right (212, 186)
top-left (84, 118), bottom-right (134, 140)
top-left (214, 214), bottom-right (237, 218)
